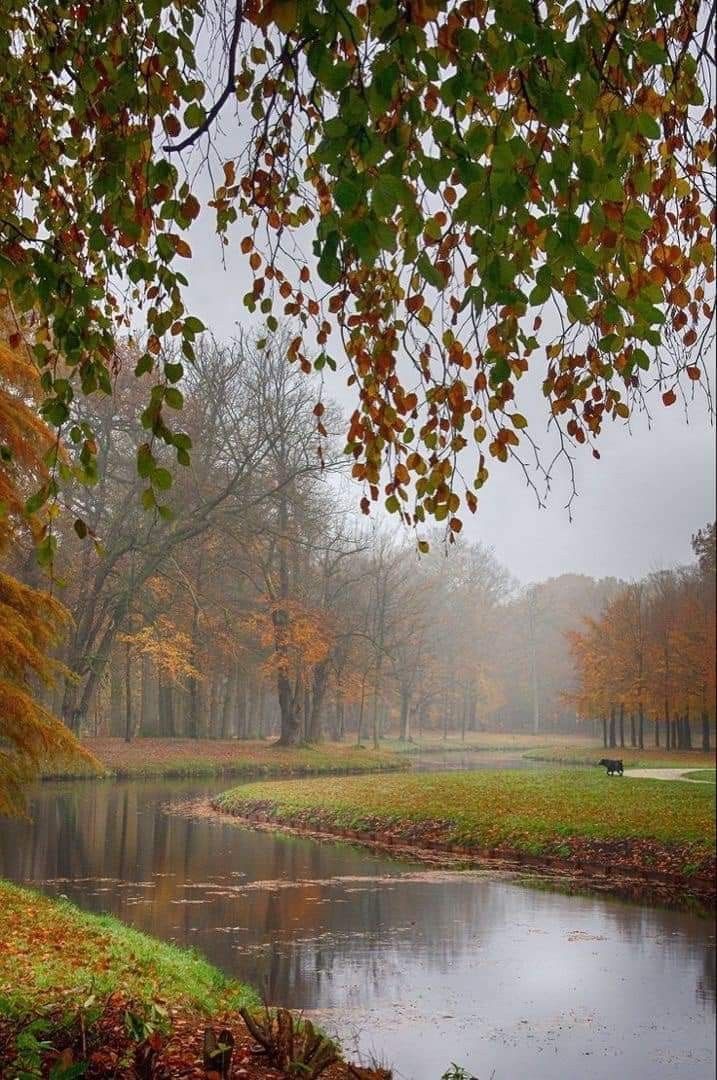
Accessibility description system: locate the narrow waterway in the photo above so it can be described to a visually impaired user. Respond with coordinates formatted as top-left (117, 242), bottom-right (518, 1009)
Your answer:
top-left (0, 778), bottom-right (713, 1079)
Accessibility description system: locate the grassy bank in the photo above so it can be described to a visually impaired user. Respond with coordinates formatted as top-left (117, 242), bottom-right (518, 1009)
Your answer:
top-left (0, 882), bottom-right (387, 1078)
top-left (215, 769), bottom-right (716, 902)
top-left (522, 745), bottom-right (717, 769)
top-left (40, 736), bottom-right (406, 781)
top-left (0, 880), bottom-right (259, 1020)
top-left (683, 769), bottom-right (717, 782)
top-left (380, 732), bottom-right (599, 755)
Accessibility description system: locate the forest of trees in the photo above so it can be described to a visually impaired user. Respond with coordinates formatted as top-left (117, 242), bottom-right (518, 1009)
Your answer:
top-left (571, 522), bottom-right (716, 751)
top-left (4, 330), bottom-right (711, 752)
top-left (1, 0), bottom-right (714, 805)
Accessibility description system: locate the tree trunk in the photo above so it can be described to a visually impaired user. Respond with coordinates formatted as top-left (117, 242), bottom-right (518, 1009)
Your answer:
top-left (601, 714), bottom-right (608, 748)
top-left (654, 712), bottom-right (660, 747)
top-left (399, 686), bottom-right (411, 742)
top-left (356, 679), bottom-right (366, 746)
top-left (307, 662), bottom-right (328, 743)
top-left (276, 672), bottom-right (301, 746)
top-left (684, 706), bottom-right (692, 749)
top-left (109, 657), bottom-right (123, 736)
top-left (608, 705), bottom-right (616, 748)
top-left (702, 711), bottom-right (711, 753)
top-left (618, 703), bottom-right (625, 748)
top-left (141, 653), bottom-right (154, 735)
top-left (638, 702), bottom-right (644, 750)
top-left (123, 640), bottom-right (133, 744)
top-left (630, 712), bottom-right (636, 747)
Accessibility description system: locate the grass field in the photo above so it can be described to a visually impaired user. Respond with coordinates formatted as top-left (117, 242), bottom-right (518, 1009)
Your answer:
top-left (215, 768), bottom-right (715, 893)
top-left (0, 880), bottom-right (258, 1020)
top-left (380, 732), bottom-right (599, 755)
top-left (683, 769), bottom-right (717, 782)
top-left (39, 737), bottom-right (406, 781)
top-left (522, 745), bottom-right (717, 769)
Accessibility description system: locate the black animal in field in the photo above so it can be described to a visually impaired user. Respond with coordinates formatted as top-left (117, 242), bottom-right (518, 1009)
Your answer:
top-left (598, 757), bottom-right (624, 776)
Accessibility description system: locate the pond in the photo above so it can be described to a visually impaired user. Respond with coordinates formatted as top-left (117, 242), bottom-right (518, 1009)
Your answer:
top-left (0, 778), bottom-right (714, 1080)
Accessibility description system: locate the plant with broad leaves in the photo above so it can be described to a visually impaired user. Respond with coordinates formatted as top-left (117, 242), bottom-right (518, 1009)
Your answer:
top-left (0, 0), bottom-right (714, 539)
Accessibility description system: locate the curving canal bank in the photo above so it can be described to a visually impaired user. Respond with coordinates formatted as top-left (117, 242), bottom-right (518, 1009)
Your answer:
top-left (0, 776), bottom-right (714, 1079)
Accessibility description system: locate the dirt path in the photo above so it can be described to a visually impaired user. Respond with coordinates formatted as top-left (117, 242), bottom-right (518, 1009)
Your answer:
top-left (623, 767), bottom-right (715, 783)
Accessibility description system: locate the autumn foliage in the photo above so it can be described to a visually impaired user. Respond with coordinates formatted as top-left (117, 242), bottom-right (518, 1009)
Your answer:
top-left (0, 320), bottom-right (96, 814)
top-left (0, 1), bottom-right (713, 534)
top-left (569, 524), bottom-right (716, 751)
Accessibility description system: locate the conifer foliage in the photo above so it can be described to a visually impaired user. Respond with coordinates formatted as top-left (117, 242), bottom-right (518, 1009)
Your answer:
top-left (0, 321), bottom-right (95, 814)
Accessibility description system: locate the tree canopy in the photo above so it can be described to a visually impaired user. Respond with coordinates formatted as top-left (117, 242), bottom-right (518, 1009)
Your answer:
top-left (0, 0), bottom-right (714, 539)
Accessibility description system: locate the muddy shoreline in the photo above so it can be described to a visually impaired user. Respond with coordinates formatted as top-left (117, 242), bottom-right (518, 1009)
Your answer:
top-left (178, 797), bottom-right (716, 910)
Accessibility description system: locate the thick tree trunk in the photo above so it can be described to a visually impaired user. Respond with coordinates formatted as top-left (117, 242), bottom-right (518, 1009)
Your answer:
top-left (702, 711), bottom-right (711, 753)
top-left (399, 687), bottom-right (411, 742)
top-left (601, 714), bottom-right (608, 748)
top-left (618, 703), bottom-right (625, 748)
top-left (332, 693), bottom-right (345, 742)
top-left (110, 657), bottom-right (123, 736)
top-left (123, 640), bottom-right (133, 743)
top-left (684, 706), bottom-right (692, 749)
top-left (307, 662), bottom-right (328, 744)
top-left (638, 703), bottom-right (644, 749)
top-left (608, 705), bottom-right (616, 748)
top-left (630, 712), bottom-right (636, 747)
top-left (654, 713), bottom-right (660, 747)
top-left (356, 679), bottom-right (366, 746)
top-left (276, 672), bottom-right (301, 746)
top-left (664, 700), bottom-right (671, 750)
top-left (141, 653), bottom-right (154, 735)
top-left (158, 675), bottom-right (175, 737)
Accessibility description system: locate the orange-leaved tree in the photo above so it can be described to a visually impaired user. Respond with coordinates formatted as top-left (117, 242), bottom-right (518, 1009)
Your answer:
top-left (0, 321), bottom-right (97, 814)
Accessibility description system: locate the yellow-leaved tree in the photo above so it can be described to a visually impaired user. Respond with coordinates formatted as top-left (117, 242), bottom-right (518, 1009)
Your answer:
top-left (0, 317), bottom-right (96, 814)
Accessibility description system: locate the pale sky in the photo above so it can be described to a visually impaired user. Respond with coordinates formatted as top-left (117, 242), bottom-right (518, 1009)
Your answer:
top-left (183, 214), bottom-right (716, 586)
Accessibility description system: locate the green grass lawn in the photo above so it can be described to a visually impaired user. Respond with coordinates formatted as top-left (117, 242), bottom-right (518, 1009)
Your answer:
top-left (683, 769), bottom-right (717, 782)
top-left (216, 768), bottom-right (715, 858)
top-left (522, 745), bottom-right (717, 769)
top-left (380, 732), bottom-right (597, 755)
top-left (0, 880), bottom-right (259, 1021)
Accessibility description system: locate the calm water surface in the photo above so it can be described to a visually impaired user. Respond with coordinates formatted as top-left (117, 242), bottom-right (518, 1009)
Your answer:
top-left (0, 778), bottom-right (714, 1080)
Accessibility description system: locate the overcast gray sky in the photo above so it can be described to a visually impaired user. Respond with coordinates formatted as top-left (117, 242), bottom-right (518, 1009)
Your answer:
top-left (184, 221), bottom-right (715, 586)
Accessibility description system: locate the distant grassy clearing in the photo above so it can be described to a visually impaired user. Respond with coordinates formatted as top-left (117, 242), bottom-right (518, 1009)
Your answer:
top-left (381, 732), bottom-right (598, 754)
top-left (523, 745), bottom-right (717, 770)
top-left (0, 880), bottom-right (258, 1019)
top-left (39, 737), bottom-right (406, 781)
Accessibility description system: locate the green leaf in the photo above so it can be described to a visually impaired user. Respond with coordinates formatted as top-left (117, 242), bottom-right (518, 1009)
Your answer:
top-left (317, 233), bottom-right (341, 284)
top-left (623, 205), bottom-right (653, 239)
top-left (372, 174), bottom-right (406, 217)
top-left (184, 102), bottom-right (205, 129)
top-left (151, 466), bottom-right (172, 490)
top-left (636, 113), bottom-right (661, 140)
top-left (137, 444), bottom-right (155, 479)
top-left (334, 177), bottom-right (363, 213)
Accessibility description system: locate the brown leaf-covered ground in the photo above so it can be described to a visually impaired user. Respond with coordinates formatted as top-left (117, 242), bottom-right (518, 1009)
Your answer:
top-left (0, 882), bottom-right (386, 1079)
top-left (1, 996), bottom-right (384, 1079)
top-left (39, 737), bottom-right (405, 781)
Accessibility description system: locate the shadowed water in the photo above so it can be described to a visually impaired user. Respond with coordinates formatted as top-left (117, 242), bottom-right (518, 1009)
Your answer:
top-left (0, 778), bottom-right (714, 1079)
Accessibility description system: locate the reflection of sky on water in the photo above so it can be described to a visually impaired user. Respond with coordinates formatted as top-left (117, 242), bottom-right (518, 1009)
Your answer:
top-left (0, 778), bottom-right (714, 1079)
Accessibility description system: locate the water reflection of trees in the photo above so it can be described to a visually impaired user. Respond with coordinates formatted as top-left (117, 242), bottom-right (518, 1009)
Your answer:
top-left (0, 782), bottom-right (713, 1013)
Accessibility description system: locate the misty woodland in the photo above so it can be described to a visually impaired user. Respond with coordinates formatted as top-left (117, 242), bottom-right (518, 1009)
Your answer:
top-left (0, 1), bottom-right (715, 1078)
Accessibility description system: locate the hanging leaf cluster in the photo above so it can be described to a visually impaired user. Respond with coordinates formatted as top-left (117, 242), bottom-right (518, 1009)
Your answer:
top-left (0, 0), bottom-right (713, 531)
